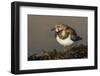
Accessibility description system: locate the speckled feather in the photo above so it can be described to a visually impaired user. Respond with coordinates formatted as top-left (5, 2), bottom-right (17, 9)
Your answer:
top-left (55, 26), bottom-right (81, 41)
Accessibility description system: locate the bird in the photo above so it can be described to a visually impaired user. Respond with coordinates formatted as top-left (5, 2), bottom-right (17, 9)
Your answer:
top-left (51, 24), bottom-right (82, 52)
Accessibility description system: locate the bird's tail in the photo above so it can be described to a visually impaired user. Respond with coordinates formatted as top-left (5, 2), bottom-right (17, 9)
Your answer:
top-left (71, 35), bottom-right (82, 41)
top-left (76, 36), bottom-right (82, 41)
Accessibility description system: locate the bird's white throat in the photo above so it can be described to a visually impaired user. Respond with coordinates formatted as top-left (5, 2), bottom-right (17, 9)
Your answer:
top-left (56, 35), bottom-right (74, 46)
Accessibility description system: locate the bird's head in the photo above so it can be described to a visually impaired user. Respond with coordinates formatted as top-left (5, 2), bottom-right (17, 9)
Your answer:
top-left (51, 24), bottom-right (66, 33)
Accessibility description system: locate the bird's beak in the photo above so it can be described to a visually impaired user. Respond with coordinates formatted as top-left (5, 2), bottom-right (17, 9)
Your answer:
top-left (51, 28), bottom-right (55, 31)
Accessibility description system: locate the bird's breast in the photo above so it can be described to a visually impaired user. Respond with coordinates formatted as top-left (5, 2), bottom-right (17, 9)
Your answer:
top-left (56, 35), bottom-right (74, 46)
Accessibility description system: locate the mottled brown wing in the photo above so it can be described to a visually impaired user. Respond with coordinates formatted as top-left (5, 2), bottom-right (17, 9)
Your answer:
top-left (65, 26), bottom-right (82, 41)
top-left (65, 26), bottom-right (77, 36)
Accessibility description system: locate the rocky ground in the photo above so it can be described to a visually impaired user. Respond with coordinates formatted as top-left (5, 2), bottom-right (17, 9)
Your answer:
top-left (28, 44), bottom-right (87, 61)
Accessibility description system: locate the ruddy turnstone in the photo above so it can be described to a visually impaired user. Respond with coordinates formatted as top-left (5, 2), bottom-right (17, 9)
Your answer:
top-left (51, 24), bottom-right (82, 52)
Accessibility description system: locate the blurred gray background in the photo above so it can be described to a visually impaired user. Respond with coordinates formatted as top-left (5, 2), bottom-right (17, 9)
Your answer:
top-left (28, 15), bottom-right (88, 57)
